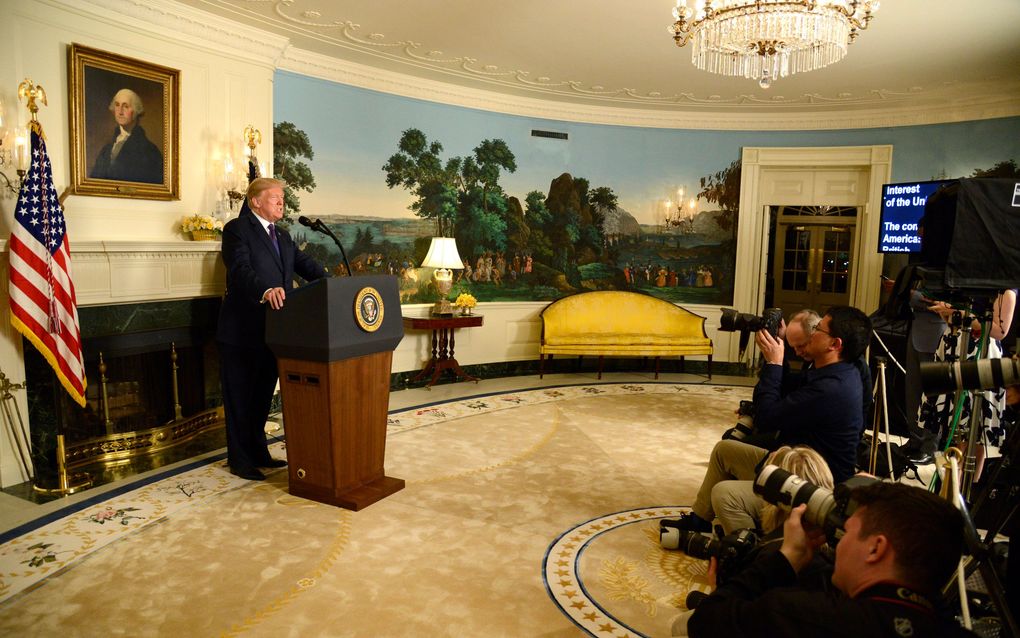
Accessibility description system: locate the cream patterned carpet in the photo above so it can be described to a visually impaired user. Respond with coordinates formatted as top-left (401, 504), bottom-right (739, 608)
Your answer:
top-left (0, 382), bottom-right (751, 637)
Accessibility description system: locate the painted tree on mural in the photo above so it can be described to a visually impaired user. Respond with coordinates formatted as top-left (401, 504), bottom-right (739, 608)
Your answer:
top-left (273, 121), bottom-right (316, 216)
top-left (382, 129), bottom-right (459, 235)
top-left (970, 159), bottom-right (1019, 178)
top-left (698, 158), bottom-right (741, 242)
top-left (383, 129), bottom-right (517, 255)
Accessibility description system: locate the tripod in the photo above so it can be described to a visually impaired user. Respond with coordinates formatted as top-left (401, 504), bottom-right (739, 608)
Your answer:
top-left (867, 357), bottom-right (896, 477)
top-left (942, 436), bottom-right (1019, 637)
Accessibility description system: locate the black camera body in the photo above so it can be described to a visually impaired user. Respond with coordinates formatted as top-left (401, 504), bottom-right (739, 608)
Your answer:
top-left (659, 522), bottom-right (759, 585)
top-left (753, 464), bottom-right (879, 541)
top-left (719, 307), bottom-right (783, 357)
top-left (722, 400), bottom-right (756, 442)
top-left (719, 307), bottom-right (784, 337)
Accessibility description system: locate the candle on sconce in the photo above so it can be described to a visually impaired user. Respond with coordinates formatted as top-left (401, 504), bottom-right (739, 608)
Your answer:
top-left (14, 129), bottom-right (29, 172)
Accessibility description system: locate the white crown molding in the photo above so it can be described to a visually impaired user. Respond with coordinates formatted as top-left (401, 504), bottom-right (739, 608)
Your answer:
top-left (45, 0), bottom-right (1020, 129)
top-left (278, 46), bottom-right (1020, 130)
top-left (48, 0), bottom-right (290, 67)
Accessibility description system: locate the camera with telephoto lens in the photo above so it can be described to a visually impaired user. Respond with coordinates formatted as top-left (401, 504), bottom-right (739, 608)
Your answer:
top-left (719, 307), bottom-right (783, 357)
top-left (719, 307), bottom-right (784, 338)
top-left (919, 358), bottom-right (1020, 396)
top-left (753, 464), bottom-right (879, 541)
top-left (722, 400), bottom-right (756, 441)
top-left (659, 522), bottom-right (759, 586)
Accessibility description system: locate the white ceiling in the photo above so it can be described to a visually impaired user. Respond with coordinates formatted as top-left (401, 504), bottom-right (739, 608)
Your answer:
top-left (180, 0), bottom-right (1020, 123)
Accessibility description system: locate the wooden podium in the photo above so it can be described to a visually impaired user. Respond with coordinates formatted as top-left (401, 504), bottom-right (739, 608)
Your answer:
top-left (265, 275), bottom-right (405, 510)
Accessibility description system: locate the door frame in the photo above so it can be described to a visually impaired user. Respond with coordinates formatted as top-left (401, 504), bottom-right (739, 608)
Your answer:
top-left (729, 146), bottom-right (892, 361)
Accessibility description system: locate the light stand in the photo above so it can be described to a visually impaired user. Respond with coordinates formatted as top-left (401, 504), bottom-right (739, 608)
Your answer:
top-left (867, 357), bottom-right (895, 477)
top-left (960, 309), bottom-right (994, 499)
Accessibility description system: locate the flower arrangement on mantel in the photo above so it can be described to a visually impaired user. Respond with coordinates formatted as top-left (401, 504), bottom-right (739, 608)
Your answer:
top-left (453, 293), bottom-right (477, 315)
top-left (181, 214), bottom-right (224, 241)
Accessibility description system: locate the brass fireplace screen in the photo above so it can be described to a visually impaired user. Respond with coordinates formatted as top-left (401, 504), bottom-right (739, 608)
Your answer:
top-left (24, 299), bottom-right (223, 475)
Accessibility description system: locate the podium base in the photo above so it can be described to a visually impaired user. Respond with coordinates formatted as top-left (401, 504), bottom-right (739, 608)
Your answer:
top-left (290, 475), bottom-right (405, 511)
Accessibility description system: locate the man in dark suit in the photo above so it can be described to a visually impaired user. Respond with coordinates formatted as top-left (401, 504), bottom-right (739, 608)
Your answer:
top-left (90, 88), bottom-right (163, 184)
top-left (216, 177), bottom-right (328, 480)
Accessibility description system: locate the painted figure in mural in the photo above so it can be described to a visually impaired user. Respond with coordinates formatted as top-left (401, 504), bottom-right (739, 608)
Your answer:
top-left (474, 254), bottom-right (485, 282)
top-left (668, 269), bottom-right (679, 287)
top-left (90, 88), bottom-right (163, 184)
top-left (704, 267), bottom-right (714, 287)
top-left (524, 254), bottom-right (532, 275)
top-left (656, 267), bottom-right (668, 287)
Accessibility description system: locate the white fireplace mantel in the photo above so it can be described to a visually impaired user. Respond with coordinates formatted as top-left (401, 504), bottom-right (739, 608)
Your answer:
top-left (73, 240), bottom-right (225, 307)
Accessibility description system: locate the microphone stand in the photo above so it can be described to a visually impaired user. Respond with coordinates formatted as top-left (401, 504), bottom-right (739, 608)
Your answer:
top-left (301, 218), bottom-right (352, 276)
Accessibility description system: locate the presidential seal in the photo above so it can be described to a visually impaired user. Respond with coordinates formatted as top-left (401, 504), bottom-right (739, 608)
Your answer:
top-left (354, 286), bottom-right (384, 332)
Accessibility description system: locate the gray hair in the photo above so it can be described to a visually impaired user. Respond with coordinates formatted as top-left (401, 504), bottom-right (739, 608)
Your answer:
top-left (108, 89), bottom-right (144, 117)
top-left (790, 309), bottom-right (821, 334)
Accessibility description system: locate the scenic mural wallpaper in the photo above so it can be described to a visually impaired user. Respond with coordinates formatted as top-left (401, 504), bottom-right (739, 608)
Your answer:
top-left (272, 71), bottom-right (1019, 307)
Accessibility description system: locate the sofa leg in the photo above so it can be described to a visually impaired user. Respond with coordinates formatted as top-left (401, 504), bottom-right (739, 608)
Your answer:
top-left (708, 355), bottom-right (713, 380)
top-left (539, 353), bottom-right (545, 379)
top-left (679, 356), bottom-right (686, 374)
top-left (597, 355), bottom-right (604, 380)
top-left (654, 356), bottom-right (660, 379)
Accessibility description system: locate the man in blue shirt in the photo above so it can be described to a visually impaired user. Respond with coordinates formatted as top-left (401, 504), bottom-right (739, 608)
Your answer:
top-left (675, 306), bottom-right (871, 533)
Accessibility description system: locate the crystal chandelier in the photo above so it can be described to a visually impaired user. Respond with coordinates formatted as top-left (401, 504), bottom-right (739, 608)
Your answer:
top-left (668, 0), bottom-right (879, 88)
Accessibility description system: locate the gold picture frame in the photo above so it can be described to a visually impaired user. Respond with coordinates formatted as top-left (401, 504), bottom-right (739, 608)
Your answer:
top-left (68, 43), bottom-right (180, 200)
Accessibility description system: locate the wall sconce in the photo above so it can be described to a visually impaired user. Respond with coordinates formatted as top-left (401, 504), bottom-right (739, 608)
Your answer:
top-left (420, 237), bottom-right (464, 315)
top-left (223, 154), bottom-right (245, 210)
top-left (0, 100), bottom-right (30, 198)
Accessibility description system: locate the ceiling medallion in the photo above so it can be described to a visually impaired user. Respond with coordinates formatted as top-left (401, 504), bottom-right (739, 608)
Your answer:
top-left (668, 0), bottom-right (879, 89)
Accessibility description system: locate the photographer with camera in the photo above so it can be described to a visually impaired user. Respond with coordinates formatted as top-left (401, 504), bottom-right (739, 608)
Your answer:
top-left (672, 307), bottom-right (871, 534)
top-left (667, 446), bottom-right (834, 636)
top-left (688, 481), bottom-right (975, 637)
top-left (723, 310), bottom-right (821, 447)
top-left (921, 288), bottom-right (1016, 478)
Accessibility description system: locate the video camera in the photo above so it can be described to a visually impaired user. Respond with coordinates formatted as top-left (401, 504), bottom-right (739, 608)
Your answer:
top-left (659, 521), bottom-right (759, 585)
top-left (920, 356), bottom-right (1020, 396)
top-left (719, 307), bottom-right (783, 357)
top-left (753, 464), bottom-right (879, 541)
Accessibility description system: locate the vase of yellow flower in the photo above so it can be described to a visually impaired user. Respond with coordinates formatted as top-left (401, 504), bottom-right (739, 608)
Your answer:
top-left (181, 214), bottom-right (224, 241)
top-left (454, 293), bottom-right (477, 316)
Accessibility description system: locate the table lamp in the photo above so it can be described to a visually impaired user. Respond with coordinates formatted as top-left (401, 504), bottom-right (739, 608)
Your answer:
top-left (421, 237), bottom-right (463, 315)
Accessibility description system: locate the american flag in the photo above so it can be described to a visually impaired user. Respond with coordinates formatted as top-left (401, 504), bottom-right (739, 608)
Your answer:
top-left (8, 121), bottom-right (86, 407)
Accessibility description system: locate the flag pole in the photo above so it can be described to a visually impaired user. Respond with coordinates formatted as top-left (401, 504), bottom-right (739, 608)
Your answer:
top-left (9, 78), bottom-right (92, 496)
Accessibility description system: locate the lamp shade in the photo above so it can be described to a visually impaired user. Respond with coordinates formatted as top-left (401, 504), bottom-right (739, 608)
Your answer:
top-left (420, 237), bottom-right (464, 270)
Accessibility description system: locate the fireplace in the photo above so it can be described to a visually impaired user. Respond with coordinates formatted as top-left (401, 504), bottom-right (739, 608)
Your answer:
top-left (24, 298), bottom-right (224, 478)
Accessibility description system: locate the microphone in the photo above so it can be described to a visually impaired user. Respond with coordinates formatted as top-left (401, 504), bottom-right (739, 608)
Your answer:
top-left (296, 216), bottom-right (352, 276)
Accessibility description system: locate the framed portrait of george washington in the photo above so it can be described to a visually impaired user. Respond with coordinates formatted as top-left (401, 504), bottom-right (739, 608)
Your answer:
top-left (68, 44), bottom-right (180, 200)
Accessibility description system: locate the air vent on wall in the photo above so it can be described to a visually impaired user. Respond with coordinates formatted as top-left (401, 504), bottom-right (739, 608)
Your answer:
top-left (531, 129), bottom-right (568, 140)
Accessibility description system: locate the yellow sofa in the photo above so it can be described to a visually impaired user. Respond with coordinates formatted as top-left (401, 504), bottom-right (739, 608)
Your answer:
top-left (538, 291), bottom-right (713, 379)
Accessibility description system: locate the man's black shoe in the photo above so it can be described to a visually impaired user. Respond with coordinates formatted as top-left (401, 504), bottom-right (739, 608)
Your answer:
top-left (230, 466), bottom-right (266, 481)
top-left (668, 512), bottom-right (713, 533)
top-left (906, 451), bottom-right (935, 465)
top-left (259, 458), bottom-right (288, 469)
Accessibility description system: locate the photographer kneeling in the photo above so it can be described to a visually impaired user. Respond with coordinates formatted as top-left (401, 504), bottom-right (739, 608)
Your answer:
top-left (672, 306), bottom-right (871, 534)
top-left (688, 482), bottom-right (975, 637)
